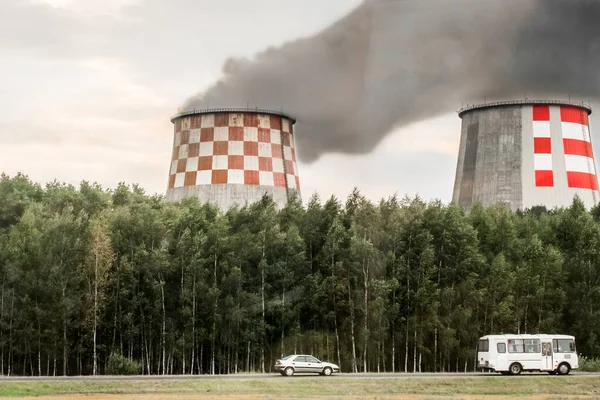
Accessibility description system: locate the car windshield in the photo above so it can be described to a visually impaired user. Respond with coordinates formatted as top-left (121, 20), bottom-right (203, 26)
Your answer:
top-left (279, 355), bottom-right (294, 360)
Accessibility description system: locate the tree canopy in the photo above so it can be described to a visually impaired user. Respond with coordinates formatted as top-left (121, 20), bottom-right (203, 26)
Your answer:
top-left (0, 173), bottom-right (599, 376)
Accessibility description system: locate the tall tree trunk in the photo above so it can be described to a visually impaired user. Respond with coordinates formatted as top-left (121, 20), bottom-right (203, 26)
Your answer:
top-left (142, 314), bottom-right (151, 375)
top-left (260, 231), bottom-right (266, 374)
top-left (362, 256), bottom-right (369, 373)
top-left (391, 330), bottom-right (395, 373)
top-left (331, 255), bottom-right (342, 370)
top-left (93, 253), bottom-right (98, 376)
top-left (246, 341), bottom-right (250, 372)
top-left (281, 284), bottom-right (285, 357)
top-left (524, 301), bottom-right (529, 334)
top-left (376, 341), bottom-right (380, 373)
top-left (234, 342), bottom-right (238, 374)
top-left (160, 278), bottom-right (166, 376)
top-left (199, 343), bottom-right (203, 374)
top-left (382, 338), bottom-right (386, 372)
top-left (281, 251), bottom-right (288, 359)
top-left (112, 259), bottom-right (119, 356)
top-left (413, 327), bottom-right (417, 373)
top-left (434, 327), bottom-right (438, 373)
top-left (77, 330), bottom-right (81, 376)
top-left (191, 273), bottom-right (196, 375)
top-left (62, 286), bottom-right (68, 376)
top-left (538, 275), bottom-right (546, 332)
top-left (140, 331), bottom-right (145, 376)
top-left (211, 318), bottom-right (216, 375)
top-left (181, 260), bottom-right (186, 374)
top-left (435, 230), bottom-right (445, 373)
top-left (37, 315), bottom-right (41, 376)
top-left (334, 321), bottom-right (341, 370)
top-left (349, 279), bottom-right (358, 373)
top-left (404, 324), bottom-right (409, 373)
top-left (211, 251), bottom-right (218, 375)
top-left (405, 239), bottom-right (411, 373)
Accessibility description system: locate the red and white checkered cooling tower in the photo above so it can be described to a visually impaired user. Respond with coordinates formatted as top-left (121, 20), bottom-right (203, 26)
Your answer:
top-left (165, 109), bottom-right (301, 209)
top-left (454, 100), bottom-right (599, 211)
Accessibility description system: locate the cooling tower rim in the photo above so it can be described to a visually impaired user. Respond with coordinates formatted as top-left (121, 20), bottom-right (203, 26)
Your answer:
top-left (458, 100), bottom-right (592, 118)
top-left (171, 108), bottom-right (296, 124)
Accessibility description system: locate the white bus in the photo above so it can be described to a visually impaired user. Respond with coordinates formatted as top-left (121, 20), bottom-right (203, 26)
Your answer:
top-left (477, 334), bottom-right (578, 375)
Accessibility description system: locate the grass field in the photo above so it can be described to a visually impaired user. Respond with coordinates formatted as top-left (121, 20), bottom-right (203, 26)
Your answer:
top-left (1, 375), bottom-right (599, 399)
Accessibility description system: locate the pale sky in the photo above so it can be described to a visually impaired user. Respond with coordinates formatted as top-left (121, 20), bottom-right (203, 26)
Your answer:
top-left (0, 0), bottom-right (461, 204)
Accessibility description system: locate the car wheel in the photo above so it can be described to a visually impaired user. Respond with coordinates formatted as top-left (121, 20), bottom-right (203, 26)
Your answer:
top-left (557, 363), bottom-right (571, 375)
top-left (284, 367), bottom-right (294, 377)
top-left (322, 367), bottom-right (332, 376)
top-left (509, 363), bottom-right (522, 375)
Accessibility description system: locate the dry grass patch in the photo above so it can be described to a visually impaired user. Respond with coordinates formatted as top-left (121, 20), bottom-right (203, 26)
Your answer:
top-left (0, 376), bottom-right (599, 399)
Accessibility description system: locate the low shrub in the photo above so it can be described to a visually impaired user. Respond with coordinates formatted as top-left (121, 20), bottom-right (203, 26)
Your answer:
top-left (106, 353), bottom-right (141, 375)
top-left (578, 356), bottom-right (600, 372)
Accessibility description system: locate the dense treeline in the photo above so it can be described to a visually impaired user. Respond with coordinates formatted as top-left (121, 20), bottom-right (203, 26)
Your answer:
top-left (1, 173), bottom-right (600, 376)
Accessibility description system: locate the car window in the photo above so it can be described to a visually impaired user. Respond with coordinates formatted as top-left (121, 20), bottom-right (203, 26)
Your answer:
top-left (294, 356), bottom-right (307, 362)
top-left (306, 356), bottom-right (319, 363)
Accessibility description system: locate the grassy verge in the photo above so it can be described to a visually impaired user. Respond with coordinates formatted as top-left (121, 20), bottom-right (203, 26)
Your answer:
top-left (0, 376), bottom-right (599, 398)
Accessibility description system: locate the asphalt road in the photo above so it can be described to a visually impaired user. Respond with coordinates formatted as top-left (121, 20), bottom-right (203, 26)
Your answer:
top-left (0, 372), bottom-right (599, 382)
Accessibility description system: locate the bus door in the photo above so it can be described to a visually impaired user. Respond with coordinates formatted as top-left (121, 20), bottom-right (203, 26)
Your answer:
top-left (542, 342), bottom-right (553, 370)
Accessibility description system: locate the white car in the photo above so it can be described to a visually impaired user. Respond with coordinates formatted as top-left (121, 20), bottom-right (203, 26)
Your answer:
top-left (274, 354), bottom-right (340, 376)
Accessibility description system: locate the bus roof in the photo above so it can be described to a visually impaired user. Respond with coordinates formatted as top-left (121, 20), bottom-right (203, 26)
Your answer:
top-left (480, 334), bottom-right (575, 340)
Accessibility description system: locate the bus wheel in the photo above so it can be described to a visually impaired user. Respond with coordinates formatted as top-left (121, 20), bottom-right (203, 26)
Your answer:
top-left (509, 363), bottom-right (522, 375)
top-left (557, 363), bottom-right (571, 375)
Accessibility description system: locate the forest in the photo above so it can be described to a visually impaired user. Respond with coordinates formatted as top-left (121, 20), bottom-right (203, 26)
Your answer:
top-left (0, 172), bottom-right (599, 376)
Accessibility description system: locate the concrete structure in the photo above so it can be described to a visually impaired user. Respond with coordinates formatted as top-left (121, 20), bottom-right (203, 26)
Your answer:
top-left (453, 100), bottom-right (599, 211)
top-left (166, 108), bottom-right (301, 210)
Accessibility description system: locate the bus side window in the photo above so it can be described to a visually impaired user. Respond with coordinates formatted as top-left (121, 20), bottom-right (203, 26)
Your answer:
top-left (508, 339), bottom-right (524, 353)
top-left (525, 339), bottom-right (540, 353)
top-left (497, 343), bottom-right (506, 353)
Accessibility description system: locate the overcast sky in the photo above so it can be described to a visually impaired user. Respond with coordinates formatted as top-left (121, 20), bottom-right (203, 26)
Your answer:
top-left (0, 0), bottom-right (461, 204)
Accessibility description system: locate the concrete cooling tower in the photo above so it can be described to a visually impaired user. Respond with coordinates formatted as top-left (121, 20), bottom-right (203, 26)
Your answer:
top-left (166, 109), bottom-right (301, 210)
top-left (453, 100), bottom-right (599, 211)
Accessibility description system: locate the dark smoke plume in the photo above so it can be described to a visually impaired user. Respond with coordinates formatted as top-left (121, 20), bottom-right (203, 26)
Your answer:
top-left (183, 0), bottom-right (600, 163)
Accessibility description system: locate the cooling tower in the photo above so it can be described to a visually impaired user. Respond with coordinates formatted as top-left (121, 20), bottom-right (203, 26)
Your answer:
top-left (453, 100), bottom-right (599, 211)
top-left (165, 108), bottom-right (301, 210)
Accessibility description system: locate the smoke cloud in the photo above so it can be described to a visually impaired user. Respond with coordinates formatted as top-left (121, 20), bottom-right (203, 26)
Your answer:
top-left (183, 0), bottom-right (600, 163)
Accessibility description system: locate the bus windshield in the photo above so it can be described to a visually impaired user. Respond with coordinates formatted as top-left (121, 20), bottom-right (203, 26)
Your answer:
top-left (553, 339), bottom-right (576, 353)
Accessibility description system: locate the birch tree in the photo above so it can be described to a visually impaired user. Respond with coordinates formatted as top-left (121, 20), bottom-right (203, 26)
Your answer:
top-left (84, 221), bottom-right (114, 375)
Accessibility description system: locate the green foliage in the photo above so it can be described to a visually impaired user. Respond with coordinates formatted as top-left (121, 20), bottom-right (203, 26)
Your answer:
top-left (1, 173), bottom-right (600, 376)
top-left (106, 353), bottom-right (141, 375)
top-left (578, 356), bottom-right (600, 372)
